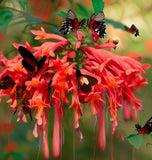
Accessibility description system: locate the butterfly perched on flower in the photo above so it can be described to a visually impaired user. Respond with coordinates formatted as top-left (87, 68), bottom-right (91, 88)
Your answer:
top-left (0, 75), bottom-right (15, 90)
top-left (135, 117), bottom-right (152, 134)
top-left (88, 11), bottom-right (106, 39)
top-left (60, 9), bottom-right (86, 35)
top-left (76, 69), bottom-right (98, 93)
top-left (124, 24), bottom-right (139, 37)
top-left (18, 46), bottom-right (47, 73)
top-left (12, 85), bottom-right (31, 119)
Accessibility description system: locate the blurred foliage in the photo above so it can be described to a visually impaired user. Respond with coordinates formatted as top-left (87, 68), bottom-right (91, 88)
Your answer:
top-left (1, 0), bottom-right (152, 160)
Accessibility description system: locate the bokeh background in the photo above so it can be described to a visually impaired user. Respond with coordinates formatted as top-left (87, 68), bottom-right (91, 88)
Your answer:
top-left (0, 0), bottom-right (152, 159)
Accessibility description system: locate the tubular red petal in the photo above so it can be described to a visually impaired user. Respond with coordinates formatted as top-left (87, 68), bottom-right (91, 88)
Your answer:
top-left (52, 103), bottom-right (60, 158)
top-left (98, 105), bottom-right (106, 150)
top-left (42, 110), bottom-right (49, 159)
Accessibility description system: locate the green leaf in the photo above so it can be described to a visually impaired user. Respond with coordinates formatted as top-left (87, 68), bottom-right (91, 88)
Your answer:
top-left (77, 3), bottom-right (90, 17)
top-left (24, 14), bottom-right (44, 23)
top-left (92, 0), bottom-right (105, 14)
top-left (55, 11), bottom-right (67, 18)
top-left (105, 18), bottom-right (125, 31)
top-left (126, 134), bottom-right (143, 149)
top-left (148, 133), bottom-right (152, 137)
top-left (146, 142), bottom-right (152, 148)
top-left (0, 9), bottom-right (13, 33)
top-left (18, 0), bottom-right (27, 9)
top-left (4, 152), bottom-right (22, 160)
top-left (49, 26), bottom-right (61, 35)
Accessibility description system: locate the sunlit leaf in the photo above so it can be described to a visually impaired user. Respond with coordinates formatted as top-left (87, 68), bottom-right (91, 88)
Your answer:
top-left (24, 14), bottom-right (44, 23)
top-left (0, 9), bottom-right (13, 34)
top-left (55, 11), bottom-right (67, 18)
top-left (92, 0), bottom-right (105, 14)
top-left (105, 18), bottom-right (125, 31)
top-left (18, 0), bottom-right (27, 9)
top-left (126, 134), bottom-right (143, 149)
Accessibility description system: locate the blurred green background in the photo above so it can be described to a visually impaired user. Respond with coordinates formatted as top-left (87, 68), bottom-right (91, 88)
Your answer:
top-left (1, 0), bottom-right (152, 159)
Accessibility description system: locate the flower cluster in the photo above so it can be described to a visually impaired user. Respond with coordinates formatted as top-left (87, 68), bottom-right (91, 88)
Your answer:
top-left (0, 27), bottom-right (150, 159)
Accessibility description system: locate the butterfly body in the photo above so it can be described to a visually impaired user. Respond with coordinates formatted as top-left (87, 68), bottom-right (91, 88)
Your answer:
top-left (60, 9), bottom-right (85, 35)
top-left (76, 69), bottom-right (98, 93)
top-left (135, 117), bottom-right (152, 134)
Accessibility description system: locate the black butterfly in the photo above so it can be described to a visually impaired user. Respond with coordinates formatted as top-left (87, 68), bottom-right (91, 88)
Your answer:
top-left (88, 11), bottom-right (106, 38)
top-left (0, 75), bottom-right (15, 90)
top-left (76, 69), bottom-right (98, 93)
top-left (135, 117), bottom-right (152, 134)
top-left (60, 9), bottom-right (86, 35)
top-left (18, 46), bottom-right (47, 73)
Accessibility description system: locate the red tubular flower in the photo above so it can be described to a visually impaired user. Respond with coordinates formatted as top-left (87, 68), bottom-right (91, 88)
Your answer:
top-left (0, 27), bottom-right (150, 159)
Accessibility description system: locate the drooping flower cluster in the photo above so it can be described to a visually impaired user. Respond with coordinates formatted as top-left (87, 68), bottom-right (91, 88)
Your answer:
top-left (0, 27), bottom-right (150, 159)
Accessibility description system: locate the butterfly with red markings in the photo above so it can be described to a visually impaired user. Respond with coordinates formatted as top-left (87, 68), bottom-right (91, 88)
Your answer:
top-left (88, 11), bottom-right (106, 38)
top-left (124, 24), bottom-right (139, 37)
top-left (76, 69), bottom-right (98, 93)
top-left (18, 46), bottom-right (47, 73)
top-left (135, 117), bottom-right (152, 134)
top-left (0, 75), bottom-right (15, 90)
top-left (60, 9), bottom-right (86, 35)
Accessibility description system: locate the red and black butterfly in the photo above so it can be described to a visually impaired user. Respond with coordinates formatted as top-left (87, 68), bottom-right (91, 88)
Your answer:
top-left (76, 69), bottom-right (98, 93)
top-left (135, 117), bottom-right (152, 134)
top-left (18, 46), bottom-right (47, 73)
top-left (124, 24), bottom-right (139, 37)
top-left (60, 9), bottom-right (86, 35)
top-left (0, 75), bottom-right (15, 90)
top-left (88, 11), bottom-right (106, 38)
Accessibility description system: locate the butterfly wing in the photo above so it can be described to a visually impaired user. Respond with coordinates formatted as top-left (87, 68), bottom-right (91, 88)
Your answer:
top-left (88, 11), bottom-right (106, 38)
top-left (22, 106), bottom-right (33, 121)
top-left (60, 9), bottom-right (84, 35)
top-left (136, 117), bottom-right (152, 134)
top-left (76, 69), bottom-right (98, 93)
top-left (16, 85), bottom-right (24, 107)
top-left (0, 75), bottom-right (15, 89)
top-left (18, 46), bottom-right (39, 71)
top-left (124, 24), bottom-right (139, 37)
top-left (37, 56), bottom-right (47, 72)
top-left (79, 75), bottom-right (98, 93)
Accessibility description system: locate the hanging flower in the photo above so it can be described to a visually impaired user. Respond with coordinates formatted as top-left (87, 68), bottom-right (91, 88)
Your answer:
top-left (0, 27), bottom-right (150, 159)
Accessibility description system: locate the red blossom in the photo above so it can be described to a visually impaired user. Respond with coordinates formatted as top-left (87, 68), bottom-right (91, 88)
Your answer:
top-left (0, 27), bottom-right (150, 159)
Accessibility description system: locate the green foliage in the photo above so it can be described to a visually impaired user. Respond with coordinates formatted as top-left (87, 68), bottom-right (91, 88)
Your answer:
top-left (92, 0), bottom-right (105, 14)
top-left (146, 142), bottom-right (152, 148)
top-left (3, 152), bottom-right (23, 160)
top-left (49, 26), bottom-right (61, 35)
top-left (126, 134), bottom-right (143, 149)
top-left (55, 11), bottom-right (67, 19)
top-left (77, 3), bottom-right (90, 17)
top-left (18, 0), bottom-right (27, 9)
top-left (105, 19), bottom-right (125, 31)
top-left (24, 14), bottom-right (44, 23)
top-left (0, 9), bottom-right (13, 33)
